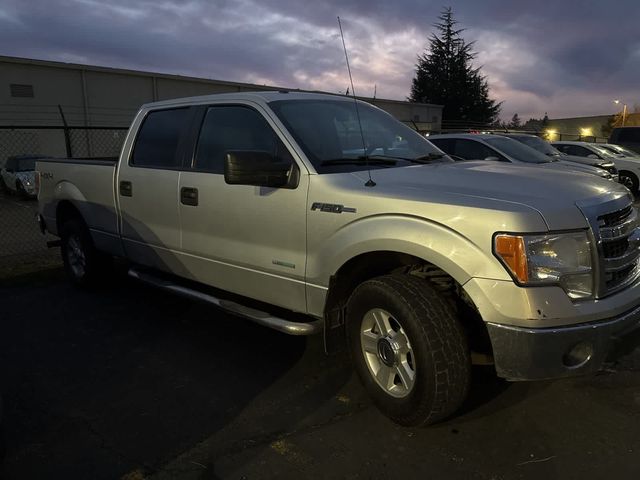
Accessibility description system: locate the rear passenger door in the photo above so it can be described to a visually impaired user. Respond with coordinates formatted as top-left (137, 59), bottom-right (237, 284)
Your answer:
top-left (177, 102), bottom-right (309, 312)
top-left (117, 107), bottom-right (194, 272)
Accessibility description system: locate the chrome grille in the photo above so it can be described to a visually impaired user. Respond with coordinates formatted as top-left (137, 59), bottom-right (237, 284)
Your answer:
top-left (600, 205), bottom-right (632, 226)
top-left (594, 203), bottom-right (640, 296)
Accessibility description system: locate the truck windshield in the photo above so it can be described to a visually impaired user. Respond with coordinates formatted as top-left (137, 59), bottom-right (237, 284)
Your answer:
top-left (269, 99), bottom-right (450, 172)
top-left (483, 136), bottom-right (552, 164)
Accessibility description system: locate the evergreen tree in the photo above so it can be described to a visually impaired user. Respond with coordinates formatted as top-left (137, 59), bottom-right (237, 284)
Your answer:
top-left (409, 7), bottom-right (501, 127)
top-left (508, 113), bottom-right (521, 129)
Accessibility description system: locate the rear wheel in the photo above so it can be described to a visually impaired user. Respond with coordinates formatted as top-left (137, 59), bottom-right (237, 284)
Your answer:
top-left (60, 219), bottom-right (104, 287)
top-left (347, 274), bottom-right (470, 426)
top-left (619, 171), bottom-right (638, 194)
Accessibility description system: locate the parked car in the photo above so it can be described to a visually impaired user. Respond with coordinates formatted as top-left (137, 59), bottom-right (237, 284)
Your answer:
top-left (496, 133), bottom-right (619, 180)
top-left (36, 92), bottom-right (640, 426)
top-left (599, 143), bottom-right (640, 159)
top-left (609, 126), bottom-right (640, 155)
top-left (428, 133), bottom-right (615, 181)
top-left (0, 155), bottom-right (49, 198)
top-left (553, 141), bottom-right (640, 193)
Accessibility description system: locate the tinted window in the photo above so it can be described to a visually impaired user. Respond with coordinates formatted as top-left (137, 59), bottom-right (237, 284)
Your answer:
top-left (454, 139), bottom-right (501, 161)
top-left (566, 145), bottom-right (592, 157)
top-left (429, 138), bottom-right (455, 155)
top-left (514, 135), bottom-right (558, 155)
top-left (617, 128), bottom-right (640, 143)
top-left (194, 106), bottom-right (292, 174)
top-left (16, 158), bottom-right (36, 171)
top-left (483, 136), bottom-right (550, 163)
top-left (132, 108), bottom-right (189, 168)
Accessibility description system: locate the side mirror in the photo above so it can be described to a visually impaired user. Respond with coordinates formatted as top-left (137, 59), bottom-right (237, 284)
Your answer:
top-left (484, 156), bottom-right (501, 162)
top-left (587, 154), bottom-right (600, 159)
top-left (224, 150), bottom-right (293, 188)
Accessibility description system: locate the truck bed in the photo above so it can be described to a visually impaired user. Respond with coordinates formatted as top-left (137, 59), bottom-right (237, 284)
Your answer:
top-left (36, 157), bottom-right (121, 254)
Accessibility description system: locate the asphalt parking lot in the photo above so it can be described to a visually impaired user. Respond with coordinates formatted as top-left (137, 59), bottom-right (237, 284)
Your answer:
top-left (1, 196), bottom-right (640, 479)
top-left (1, 267), bottom-right (640, 479)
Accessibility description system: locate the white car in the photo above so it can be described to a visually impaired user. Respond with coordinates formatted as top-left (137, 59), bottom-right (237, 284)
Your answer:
top-left (0, 155), bottom-right (46, 198)
top-left (599, 143), bottom-right (640, 160)
top-left (552, 141), bottom-right (640, 194)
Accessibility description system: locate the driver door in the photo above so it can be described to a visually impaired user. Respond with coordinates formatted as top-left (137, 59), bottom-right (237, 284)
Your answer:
top-left (177, 103), bottom-right (309, 313)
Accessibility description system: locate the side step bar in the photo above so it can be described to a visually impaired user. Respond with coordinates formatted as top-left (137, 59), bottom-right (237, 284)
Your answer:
top-left (128, 268), bottom-right (323, 336)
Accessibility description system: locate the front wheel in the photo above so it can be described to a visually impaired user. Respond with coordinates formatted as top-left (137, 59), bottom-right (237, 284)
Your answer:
top-left (619, 171), bottom-right (639, 195)
top-left (347, 274), bottom-right (470, 426)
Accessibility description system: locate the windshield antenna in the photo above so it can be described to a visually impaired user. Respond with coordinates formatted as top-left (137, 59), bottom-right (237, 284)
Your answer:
top-left (337, 16), bottom-right (375, 187)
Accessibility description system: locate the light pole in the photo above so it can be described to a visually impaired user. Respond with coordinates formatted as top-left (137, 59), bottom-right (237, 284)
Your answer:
top-left (614, 99), bottom-right (628, 126)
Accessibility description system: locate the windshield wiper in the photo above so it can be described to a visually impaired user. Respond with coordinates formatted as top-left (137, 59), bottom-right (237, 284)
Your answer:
top-left (361, 153), bottom-right (448, 164)
top-left (320, 153), bottom-right (449, 167)
top-left (320, 156), bottom-right (398, 166)
top-left (406, 153), bottom-right (448, 163)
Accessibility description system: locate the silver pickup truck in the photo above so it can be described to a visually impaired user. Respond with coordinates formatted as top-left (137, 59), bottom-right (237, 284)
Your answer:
top-left (36, 92), bottom-right (640, 426)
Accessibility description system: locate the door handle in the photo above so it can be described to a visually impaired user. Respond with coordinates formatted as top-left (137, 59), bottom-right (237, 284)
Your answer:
top-left (180, 187), bottom-right (198, 206)
top-left (120, 180), bottom-right (132, 197)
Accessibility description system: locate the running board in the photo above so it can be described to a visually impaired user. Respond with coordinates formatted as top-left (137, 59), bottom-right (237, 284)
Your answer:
top-left (128, 268), bottom-right (322, 336)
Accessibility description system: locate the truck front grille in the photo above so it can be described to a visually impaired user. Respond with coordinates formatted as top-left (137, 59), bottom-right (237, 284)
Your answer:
top-left (595, 203), bottom-right (640, 297)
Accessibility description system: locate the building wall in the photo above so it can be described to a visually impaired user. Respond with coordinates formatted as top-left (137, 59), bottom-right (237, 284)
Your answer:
top-left (546, 115), bottom-right (613, 141)
top-left (0, 55), bottom-right (442, 130)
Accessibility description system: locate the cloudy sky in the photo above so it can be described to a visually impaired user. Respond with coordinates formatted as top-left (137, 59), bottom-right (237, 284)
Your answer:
top-left (0, 0), bottom-right (638, 120)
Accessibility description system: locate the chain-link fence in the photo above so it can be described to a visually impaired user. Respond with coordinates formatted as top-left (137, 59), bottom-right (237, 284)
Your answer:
top-left (0, 126), bottom-right (127, 276)
top-left (0, 125), bottom-right (128, 161)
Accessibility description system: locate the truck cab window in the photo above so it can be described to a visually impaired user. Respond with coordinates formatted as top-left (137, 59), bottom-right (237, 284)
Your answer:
top-left (131, 108), bottom-right (189, 168)
top-left (194, 106), bottom-right (293, 174)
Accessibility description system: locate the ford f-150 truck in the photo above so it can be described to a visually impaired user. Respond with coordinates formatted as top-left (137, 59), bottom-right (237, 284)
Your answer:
top-left (36, 92), bottom-right (640, 426)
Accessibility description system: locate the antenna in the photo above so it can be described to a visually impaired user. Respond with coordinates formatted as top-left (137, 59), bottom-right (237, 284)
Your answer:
top-left (337, 16), bottom-right (375, 187)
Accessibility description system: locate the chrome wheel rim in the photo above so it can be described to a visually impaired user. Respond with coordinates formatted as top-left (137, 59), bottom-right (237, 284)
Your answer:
top-left (67, 235), bottom-right (86, 278)
top-left (360, 308), bottom-right (416, 398)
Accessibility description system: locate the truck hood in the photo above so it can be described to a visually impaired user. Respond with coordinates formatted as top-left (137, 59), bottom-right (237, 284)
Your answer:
top-left (539, 159), bottom-right (609, 178)
top-left (556, 153), bottom-right (610, 168)
top-left (350, 160), bottom-right (630, 230)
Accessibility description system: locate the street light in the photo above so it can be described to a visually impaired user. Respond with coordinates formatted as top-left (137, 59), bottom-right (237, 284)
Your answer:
top-left (614, 99), bottom-right (628, 126)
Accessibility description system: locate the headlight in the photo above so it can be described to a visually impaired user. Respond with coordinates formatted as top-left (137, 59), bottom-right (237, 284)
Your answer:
top-left (494, 231), bottom-right (593, 299)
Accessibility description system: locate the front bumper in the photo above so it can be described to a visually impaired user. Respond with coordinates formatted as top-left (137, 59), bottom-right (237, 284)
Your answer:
top-left (487, 303), bottom-right (640, 381)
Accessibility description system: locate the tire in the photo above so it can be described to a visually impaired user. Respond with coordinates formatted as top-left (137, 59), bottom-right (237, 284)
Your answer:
top-left (60, 218), bottom-right (103, 287)
top-left (619, 171), bottom-right (638, 195)
top-left (15, 181), bottom-right (30, 199)
top-left (346, 274), bottom-right (470, 426)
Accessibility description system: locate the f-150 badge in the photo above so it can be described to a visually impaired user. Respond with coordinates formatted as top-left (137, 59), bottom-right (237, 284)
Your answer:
top-left (310, 202), bottom-right (357, 214)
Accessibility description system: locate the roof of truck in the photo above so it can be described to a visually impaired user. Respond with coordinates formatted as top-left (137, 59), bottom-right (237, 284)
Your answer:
top-left (141, 90), bottom-right (354, 109)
